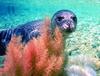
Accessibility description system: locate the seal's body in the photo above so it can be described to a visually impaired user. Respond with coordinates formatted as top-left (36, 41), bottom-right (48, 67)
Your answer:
top-left (0, 10), bottom-right (77, 55)
top-left (0, 20), bottom-right (43, 55)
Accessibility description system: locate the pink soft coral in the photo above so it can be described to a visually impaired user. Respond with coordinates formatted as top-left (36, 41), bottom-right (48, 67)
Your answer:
top-left (0, 18), bottom-right (64, 76)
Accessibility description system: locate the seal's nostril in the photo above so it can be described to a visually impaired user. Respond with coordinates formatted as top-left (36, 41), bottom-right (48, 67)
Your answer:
top-left (64, 20), bottom-right (72, 27)
top-left (67, 22), bottom-right (71, 26)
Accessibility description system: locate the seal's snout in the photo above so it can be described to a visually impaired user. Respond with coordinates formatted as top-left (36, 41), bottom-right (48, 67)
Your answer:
top-left (51, 10), bottom-right (77, 33)
top-left (61, 19), bottom-right (75, 32)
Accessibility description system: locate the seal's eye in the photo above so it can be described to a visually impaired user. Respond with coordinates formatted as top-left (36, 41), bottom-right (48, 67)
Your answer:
top-left (71, 16), bottom-right (77, 22)
top-left (57, 16), bottom-right (64, 21)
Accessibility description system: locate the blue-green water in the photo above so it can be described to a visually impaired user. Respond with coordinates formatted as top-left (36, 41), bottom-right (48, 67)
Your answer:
top-left (0, 0), bottom-right (100, 29)
top-left (0, 0), bottom-right (100, 75)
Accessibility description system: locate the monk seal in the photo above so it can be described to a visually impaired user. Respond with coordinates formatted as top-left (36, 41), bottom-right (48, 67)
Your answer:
top-left (0, 9), bottom-right (77, 55)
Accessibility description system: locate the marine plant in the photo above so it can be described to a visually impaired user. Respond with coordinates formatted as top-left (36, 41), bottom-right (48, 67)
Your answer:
top-left (0, 18), bottom-right (64, 76)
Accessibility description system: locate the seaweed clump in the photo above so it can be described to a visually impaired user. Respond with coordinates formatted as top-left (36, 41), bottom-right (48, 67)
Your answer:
top-left (0, 18), bottom-right (64, 76)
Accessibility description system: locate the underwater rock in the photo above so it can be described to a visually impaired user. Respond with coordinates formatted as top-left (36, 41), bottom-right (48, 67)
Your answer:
top-left (64, 55), bottom-right (98, 76)
top-left (65, 65), bottom-right (96, 76)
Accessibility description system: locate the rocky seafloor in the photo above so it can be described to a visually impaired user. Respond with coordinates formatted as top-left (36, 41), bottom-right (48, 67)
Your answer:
top-left (0, 0), bottom-right (100, 76)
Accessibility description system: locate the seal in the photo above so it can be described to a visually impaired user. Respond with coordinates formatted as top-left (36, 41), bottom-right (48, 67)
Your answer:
top-left (0, 10), bottom-right (77, 55)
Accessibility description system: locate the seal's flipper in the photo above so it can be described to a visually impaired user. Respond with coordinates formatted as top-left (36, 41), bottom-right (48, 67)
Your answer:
top-left (0, 30), bottom-right (13, 55)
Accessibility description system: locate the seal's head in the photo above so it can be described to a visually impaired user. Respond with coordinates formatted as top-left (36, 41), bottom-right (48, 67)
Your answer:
top-left (51, 10), bottom-right (77, 33)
